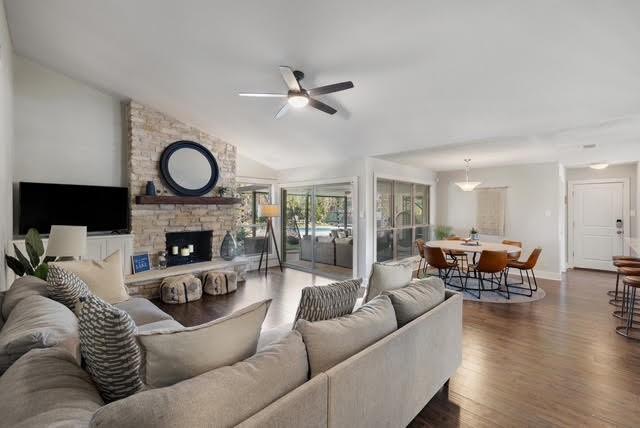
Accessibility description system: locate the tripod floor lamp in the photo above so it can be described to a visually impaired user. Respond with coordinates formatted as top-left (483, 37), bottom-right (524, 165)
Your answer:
top-left (258, 204), bottom-right (283, 276)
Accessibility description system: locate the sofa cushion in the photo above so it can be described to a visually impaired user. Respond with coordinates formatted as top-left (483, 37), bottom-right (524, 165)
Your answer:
top-left (364, 261), bottom-right (414, 302)
top-left (293, 278), bottom-right (361, 324)
top-left (46, 264), bottom-right (91, 310)
top-left (295, 295), bottom-right (398, 377)
top-left (76, 294), bottom-right (144, 402)
top-left (2, 275), bottom-right (49, 320)
top-left (382, 277), bottom-right (446, 326)
top-left (51, 250), bottom-right (130, 304)
top-left (136, 299), bottom-right (271, 388)
top-left (113, 297), bottom-right (174, 326)
top-left (90, 331), bottom-right (308, 428)
top-left (0, 295), bottom-right (80, 373)
top-left (135, 319), bottom-right (183, 333)
top-left (0, 347), bottom-right (104, 428)
top-left (0, 292), bottom-right (4, 330)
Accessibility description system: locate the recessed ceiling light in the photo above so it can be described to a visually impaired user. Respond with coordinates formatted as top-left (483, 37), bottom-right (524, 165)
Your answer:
top-left (589, 163), bottom-right (609, 170)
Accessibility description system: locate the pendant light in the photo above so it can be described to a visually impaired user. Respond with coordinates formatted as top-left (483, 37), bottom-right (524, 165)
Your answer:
top-left (455, 159), bottom-right (482, 191)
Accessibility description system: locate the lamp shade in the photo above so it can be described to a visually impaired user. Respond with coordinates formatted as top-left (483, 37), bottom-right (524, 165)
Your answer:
top-left (258, 204), bottom-right (280, 218)
top-left (455, 181), bottom-right (482, 192)
top-left (46, 225), bottom-right (87, 257)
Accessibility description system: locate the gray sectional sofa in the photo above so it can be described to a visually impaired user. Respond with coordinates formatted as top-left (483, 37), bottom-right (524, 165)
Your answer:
top-left (0, 275), bottom-right (462, 427)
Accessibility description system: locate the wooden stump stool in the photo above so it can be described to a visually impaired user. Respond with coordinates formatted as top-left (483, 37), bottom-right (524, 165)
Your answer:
top-left (160, 274), bottom-right (203, 304)
top-left (203, 270), bottom-right (238, 296)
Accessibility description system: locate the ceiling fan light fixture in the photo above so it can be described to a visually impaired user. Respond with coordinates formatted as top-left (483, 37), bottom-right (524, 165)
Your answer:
top-left (589, 162), bottom-right (609, 170)
top-left (455, 158), bottom-right (482, 192)
top-left (288, 94), bottom-right (309, 108)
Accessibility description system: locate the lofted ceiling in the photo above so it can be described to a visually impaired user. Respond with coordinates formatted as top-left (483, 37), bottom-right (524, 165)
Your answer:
top-left (5, 0), bottom-right (640, 170)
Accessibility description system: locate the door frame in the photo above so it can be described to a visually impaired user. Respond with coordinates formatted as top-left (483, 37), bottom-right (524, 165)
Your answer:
top-left (567, 178), bottom-right (630, 269)
top-left (279, 176), bottom-right (359, 278)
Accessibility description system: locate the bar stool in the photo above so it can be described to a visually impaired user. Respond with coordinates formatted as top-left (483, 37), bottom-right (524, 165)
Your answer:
top-left (615, 276), bottom-right (640, 341)
top-left (610, 260), bottom-right (640, 307)
top-left (612, 266), bottom-right (640, 321)
top-left (609, 256), bottom-right (640, 297)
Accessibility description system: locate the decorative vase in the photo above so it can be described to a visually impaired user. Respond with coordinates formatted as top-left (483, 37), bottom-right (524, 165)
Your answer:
top-left (471, 233), bottom-right (480, 241)
top-left (145, 181), bottom-right (156, 196)
top-left (220, 231), bottom-right (237, 261)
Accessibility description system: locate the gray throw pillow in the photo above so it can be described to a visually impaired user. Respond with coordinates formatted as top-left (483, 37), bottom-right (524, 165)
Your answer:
top-left (47, 265), bottom-right (91, 310)
top-left (382, 277), bottom-right (445, 327)
top-left (2, 275), bottom-right (49, 320)
top-left (293, 278), bottom-right (362, 324)
top-left (364, 261), bottom-right (414, 302)
top-left (76, 294), bottom-right (144, 402)
top-left (0, 295), bottom-right (80, 373)
top-left (295, 295), bottom-right (398, 377)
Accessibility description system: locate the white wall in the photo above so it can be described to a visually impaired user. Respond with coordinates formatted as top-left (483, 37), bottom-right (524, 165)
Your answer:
top-left (436, 163), bottom-right (562, 278)
top-left (565, 163), bottom-right (638, 238)
top-left (637, 162), bottom-right (640, 240)
top-left (13, 55), bottom-right (125, 187)
top-left (278, 157), bottom-right (437, 281)
top-left (237, 153), bottom-right (278, 180)
top-left (0, 3), bottom-right (13, 290)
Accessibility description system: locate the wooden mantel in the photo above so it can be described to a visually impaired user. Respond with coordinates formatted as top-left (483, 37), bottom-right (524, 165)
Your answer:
top-left (135, 195), bottom-right (242, 205)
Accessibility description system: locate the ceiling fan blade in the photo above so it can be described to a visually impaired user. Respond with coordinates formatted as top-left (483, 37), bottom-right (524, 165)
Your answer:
top-left (308, 98), bottom-right (337, 115)
top-left (279, 66), bottom-right (300, 91)
top-left (275, 103), bottom-right (290, 119)
top-left (307, 81), bottom-right (354, 96)
top-left (239, 93), bottom-right (287, 97)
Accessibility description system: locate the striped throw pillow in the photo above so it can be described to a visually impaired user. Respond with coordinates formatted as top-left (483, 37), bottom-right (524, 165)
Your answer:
top-left (293, 278), bottom-right (362, 324)
top-left (46, 264), bottom-right (91, 310)
top-left (76, 294), bottom-right (144, 402)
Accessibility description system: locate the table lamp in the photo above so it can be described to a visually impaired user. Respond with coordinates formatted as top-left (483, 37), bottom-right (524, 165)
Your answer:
top-left (257, 204), bottom-right (282, 276)
top-left (46, 225), bottom-right (87, 260)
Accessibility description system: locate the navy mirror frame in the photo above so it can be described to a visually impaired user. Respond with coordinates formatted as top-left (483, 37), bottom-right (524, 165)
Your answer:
top-left (160, 141), bottom-right (220, 196)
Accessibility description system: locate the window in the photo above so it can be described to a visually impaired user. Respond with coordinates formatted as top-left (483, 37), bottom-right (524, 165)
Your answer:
top-left (237, 183), bottom-right (271, 255)
top-left (376, 179), bottom-right (431, 262)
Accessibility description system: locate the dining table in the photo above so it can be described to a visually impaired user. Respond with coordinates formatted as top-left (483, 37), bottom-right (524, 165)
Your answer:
top-left (425, 240), bottom-right (522, 264)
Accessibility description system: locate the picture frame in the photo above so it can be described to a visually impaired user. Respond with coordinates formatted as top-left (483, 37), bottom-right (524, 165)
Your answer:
top-left (131, 252), bottom-right (151, 274)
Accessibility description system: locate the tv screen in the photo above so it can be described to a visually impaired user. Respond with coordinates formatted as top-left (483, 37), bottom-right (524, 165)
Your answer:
top-left (19, 182), bottom-right (129, 235)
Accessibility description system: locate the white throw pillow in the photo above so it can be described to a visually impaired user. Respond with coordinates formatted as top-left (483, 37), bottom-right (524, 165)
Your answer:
top-left (51, 250), bottom-right (129, 304)
top-left (136, 299), bottom-right (271, 388)
top-left (364, 261), bottom-right (414, 302)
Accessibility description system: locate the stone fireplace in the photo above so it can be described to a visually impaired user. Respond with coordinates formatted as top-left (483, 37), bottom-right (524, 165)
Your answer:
top-left (165, 230), bottom-right (213, 266)
top-left (126, 101), bottom-right (239, 266)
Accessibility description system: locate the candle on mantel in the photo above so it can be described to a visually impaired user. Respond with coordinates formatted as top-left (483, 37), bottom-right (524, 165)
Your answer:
top-left (188, 244), bottom-right (194, 254)
top-left (180, 247), bottom-right (190, 257)
top-left (171, 246), bottom-right (179, 255)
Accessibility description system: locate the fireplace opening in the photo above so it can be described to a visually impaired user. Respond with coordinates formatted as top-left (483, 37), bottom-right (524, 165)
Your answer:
top-left (166, 231), bottom-right (213, 267)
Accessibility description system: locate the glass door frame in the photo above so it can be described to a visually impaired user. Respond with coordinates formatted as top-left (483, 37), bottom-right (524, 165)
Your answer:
top-left (279, 177), bottom-right (359, 278)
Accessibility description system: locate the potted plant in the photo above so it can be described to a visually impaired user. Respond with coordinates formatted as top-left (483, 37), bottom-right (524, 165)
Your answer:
top-left (435, 225), bottom-right (454, 240)
top-left (5, 228), bottom-right (54, 280)
top-left (470, 227), bottom-right (480, 241)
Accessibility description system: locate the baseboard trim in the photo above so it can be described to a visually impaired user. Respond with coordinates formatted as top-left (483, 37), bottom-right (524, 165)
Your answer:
top-left (508, 270), bottom-right (561, 281)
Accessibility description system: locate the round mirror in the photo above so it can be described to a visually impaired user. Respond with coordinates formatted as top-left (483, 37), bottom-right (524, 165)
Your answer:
top-left (160, 141), bottom-right (219, 196)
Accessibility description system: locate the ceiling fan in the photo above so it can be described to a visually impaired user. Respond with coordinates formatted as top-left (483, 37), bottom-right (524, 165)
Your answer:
top-left (239, 66), bottom-right (354, 119)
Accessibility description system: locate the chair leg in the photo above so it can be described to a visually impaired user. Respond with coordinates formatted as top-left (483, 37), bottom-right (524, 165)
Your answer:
top-left (417, 259), bottom-right (423, 278)
top-left (531, 269), bottom-right (538, 292)
top-left (503, 271), bottom-right (510, 299)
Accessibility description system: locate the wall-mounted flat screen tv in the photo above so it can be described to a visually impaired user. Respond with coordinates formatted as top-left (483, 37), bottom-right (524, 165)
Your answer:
top-left (19, 182), bottom-right (129, 235)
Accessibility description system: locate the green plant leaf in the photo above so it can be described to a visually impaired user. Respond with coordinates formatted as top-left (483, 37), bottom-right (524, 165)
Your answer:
top-left (25, 242), bottom-right (40, 268)
top-left (33, 263), bottom-right (49, 281)
top-left (25, 228), bottom-right (45, 257)
top-left (42, 256), bottom-right (57, 264)
top-left (13, 244), bottom-right (34, 276)
top-left (5, 255), bottom-right (26, 277)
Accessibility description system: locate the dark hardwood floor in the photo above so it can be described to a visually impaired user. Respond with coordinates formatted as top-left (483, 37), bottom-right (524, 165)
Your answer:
top-left (155, 267), bottom-right (640, 427)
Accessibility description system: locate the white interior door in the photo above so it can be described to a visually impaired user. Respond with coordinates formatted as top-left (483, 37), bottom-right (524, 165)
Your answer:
top-left (572, 182), bottom-right (625, 271)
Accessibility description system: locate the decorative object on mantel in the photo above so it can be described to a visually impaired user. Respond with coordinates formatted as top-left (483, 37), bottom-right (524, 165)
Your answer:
top-left (159, 140), bottom-right (220, 197)
top-left (258, 204), bottom-right (283, 276)
top-left (455, 159), bottom-right (482, 192)
top-left (220, 231), bottom-right (237, 261)
top-left (4, 228), bottom-right (53, 280)
top-left (216, 186), bottom-right (229, 197)
top-left (131, 253), bottom-right (151, 274)
top-left (135, 195), bottom-right (241, 205)
top-left (46, 225), bottom-right (88, 261)
top-left (469, 227), bottom-right (480, 241)
top-left (145, 180), bottom-right (157, 196)
top-left (158, 251), bottom-right (168, 269)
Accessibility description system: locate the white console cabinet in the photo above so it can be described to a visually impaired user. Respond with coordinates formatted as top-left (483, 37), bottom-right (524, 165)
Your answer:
top-left (5, 234), bottom-right (134, 288)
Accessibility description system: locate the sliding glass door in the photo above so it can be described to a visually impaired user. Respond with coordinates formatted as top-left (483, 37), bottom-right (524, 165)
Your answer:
top-left (281, 182), bottom-right (354, 280)
top-left (376, 178), bottom-right (430, 262)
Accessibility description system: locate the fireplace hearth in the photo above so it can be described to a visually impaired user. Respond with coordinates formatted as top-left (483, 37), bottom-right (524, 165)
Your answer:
top-left (166, 231), bottom-right (213, 267)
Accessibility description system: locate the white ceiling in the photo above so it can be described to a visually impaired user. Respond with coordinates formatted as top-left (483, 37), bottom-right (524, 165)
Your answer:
top-left (6, 0), bottom-right (640, 170)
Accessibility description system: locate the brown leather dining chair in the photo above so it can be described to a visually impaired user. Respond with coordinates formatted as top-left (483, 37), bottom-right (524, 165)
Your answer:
top-left (425, 245), bottom-right (464, 290)
top-left (505, 247), bottom-right (542, 297)
top-left (502, 240), bottom-right (522, 261)
top-left (415, 239), bottom-right (427, 278)
top-left (467, 250), bottom-right (509, 299)
top-left (445, 236), bottom-right (469, 271)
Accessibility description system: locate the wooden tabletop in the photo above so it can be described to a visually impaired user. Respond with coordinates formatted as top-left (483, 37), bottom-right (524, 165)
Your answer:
top-left (426, 240), bottom-right (521, 254)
